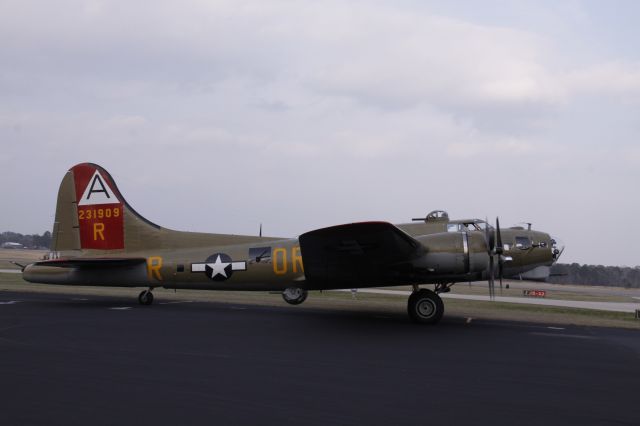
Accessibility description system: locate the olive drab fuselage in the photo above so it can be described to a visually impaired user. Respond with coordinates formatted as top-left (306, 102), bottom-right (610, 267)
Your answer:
top-left (23, 165), bottom-right (561, 295)
top-left (26, 217), bottom-right (557, 292)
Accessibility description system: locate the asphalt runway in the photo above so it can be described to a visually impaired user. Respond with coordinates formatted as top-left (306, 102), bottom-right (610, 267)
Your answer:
top-left (1, 291), bottom-right (639, 426)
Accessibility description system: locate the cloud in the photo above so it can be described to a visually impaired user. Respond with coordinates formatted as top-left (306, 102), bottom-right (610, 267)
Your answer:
top-left (304, 13), bottom-right (563, 108)
top-left (1, 1), bottom-right (640, 266)
top-left (0, 1), bottom-right (562, 106)
top-left (446, 137), bottom-right (534, 158)
top-left (103, 115), bottom-right (148, 130)
top-left (564, 61), bottom-right (640, 97)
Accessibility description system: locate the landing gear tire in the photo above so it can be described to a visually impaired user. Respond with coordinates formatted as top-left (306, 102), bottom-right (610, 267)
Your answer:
top-left (408, 289), bottom-right (444, 324)
top-left (282, 287), bottom-right (308, 305)
top-left (138, 290), bottom-right (154, 306)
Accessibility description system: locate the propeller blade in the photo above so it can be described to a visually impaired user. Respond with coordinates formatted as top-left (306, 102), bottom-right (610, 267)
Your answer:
top-left (495, 217), bottom-right (503, 255)
top-left (489, 255), bottom-right (495, 300)
top-left (496, 216), bottom-right (503, 294)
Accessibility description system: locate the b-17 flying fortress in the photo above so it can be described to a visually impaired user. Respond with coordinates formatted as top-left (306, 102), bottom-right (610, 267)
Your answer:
top-left (22, 163), bottom-right (563, 324)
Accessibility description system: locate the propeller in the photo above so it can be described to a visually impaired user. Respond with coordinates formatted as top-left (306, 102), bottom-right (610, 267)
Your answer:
top-left (484, 218), bottom-right (495, 300)
top-left (496, 217), bottom-right (504, 293)
top-left (485, 217), bottom-right (504, 300)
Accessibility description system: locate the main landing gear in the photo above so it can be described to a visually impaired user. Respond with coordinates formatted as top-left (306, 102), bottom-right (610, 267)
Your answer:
top-left (282, 287), bottom-right (308, 305)
top-left (407, 287), bottom-right (444, 324)
top-left (138, 289), bottom-right (154, 306)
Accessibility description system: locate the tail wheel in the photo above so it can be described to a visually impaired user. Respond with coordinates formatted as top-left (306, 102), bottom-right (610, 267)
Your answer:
top-left (282, 287), bottom-right (308, 305)
top-left (138, 290), bottom-right (154, 306)
top-left (408, 289), bottom-right (444, 324)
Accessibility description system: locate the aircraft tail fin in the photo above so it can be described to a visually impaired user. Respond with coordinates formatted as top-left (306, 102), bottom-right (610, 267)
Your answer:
top-left (51, 163), bottom-right (161, 254)
top-left (51, 163), bottom-right (269, 255)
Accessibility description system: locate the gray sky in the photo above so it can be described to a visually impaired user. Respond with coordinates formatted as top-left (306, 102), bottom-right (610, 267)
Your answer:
top-left (1, 0), bottom-right (639, 266)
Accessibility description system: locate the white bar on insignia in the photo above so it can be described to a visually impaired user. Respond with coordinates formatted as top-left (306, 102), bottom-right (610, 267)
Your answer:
top-left (231, 262), bottom-right (247, 271)
top-left (191, 264), bottom-right (206, 272)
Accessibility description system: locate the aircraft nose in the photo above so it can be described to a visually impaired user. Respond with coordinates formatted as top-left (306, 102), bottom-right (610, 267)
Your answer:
top-left (550, 235), bottom-right (565, 262)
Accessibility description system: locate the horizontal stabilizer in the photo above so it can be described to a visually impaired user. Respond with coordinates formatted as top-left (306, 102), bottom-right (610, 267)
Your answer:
top-left (35, 258), bottom-right (147, 268)
top-left (299, 222), bottom-right (421, 288)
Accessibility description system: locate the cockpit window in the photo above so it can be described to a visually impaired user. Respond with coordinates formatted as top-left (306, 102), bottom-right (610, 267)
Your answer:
top-left (448, 222), bottom-right (487, 232)
top-left (476, 221), bottom-right (494, 231)
top-left (515, 237), bottom-right (531, 249)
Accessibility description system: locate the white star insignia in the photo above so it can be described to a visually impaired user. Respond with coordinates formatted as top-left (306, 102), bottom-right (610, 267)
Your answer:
top-left (207, 255), bottom-right (230, 279)
top-left (191, 255), bottom-right (247, 280)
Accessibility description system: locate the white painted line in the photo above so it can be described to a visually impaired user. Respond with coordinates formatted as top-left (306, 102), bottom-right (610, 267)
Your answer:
top-left (530, 332), bottom-right (596, 340)
top-left (547, 326), bottom-right (565, 330)
top-left (466, 317), bottom-right (473, 324)
top-left (442, 293), bottom-right (640, 313)
top-left (0, 301), bottom-right (20, 305)
top-left (109, 307), bottom-right (132, 311)
top-left (0, 269), bottom-right (21, 274)
top-left (334, 289), bottom-right (640, 313)
top-left (339, 288), bottom-right (410, 296)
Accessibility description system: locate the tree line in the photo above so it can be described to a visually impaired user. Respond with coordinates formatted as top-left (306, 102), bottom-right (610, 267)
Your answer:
top-left (0, 231), bottom-right (52, 250)
top-left (549, 263), bottom-right (640, 288)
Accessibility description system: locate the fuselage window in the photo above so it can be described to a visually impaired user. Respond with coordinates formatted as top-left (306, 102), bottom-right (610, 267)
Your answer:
top-left (447, 224), bottom-right (459, 232)
top-left (249, 247), bottom-right (272, 264)
top-left (515, 237), bottom-right (531, 249)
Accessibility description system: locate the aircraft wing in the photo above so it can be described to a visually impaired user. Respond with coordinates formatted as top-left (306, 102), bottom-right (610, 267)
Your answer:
top-left (34, 258), bottom-right (147, 268)
top-left (299, 221), bottom-right (422, 289)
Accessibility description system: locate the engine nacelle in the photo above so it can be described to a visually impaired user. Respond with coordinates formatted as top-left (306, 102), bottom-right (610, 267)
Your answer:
top-left (413, 232), bottom-right (488, 276)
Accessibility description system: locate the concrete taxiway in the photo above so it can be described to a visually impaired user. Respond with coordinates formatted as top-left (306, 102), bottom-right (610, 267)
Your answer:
top-left (0, 290), bottom-right (638, 426)
top-left (340, 288), bottom-right (640, 313)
